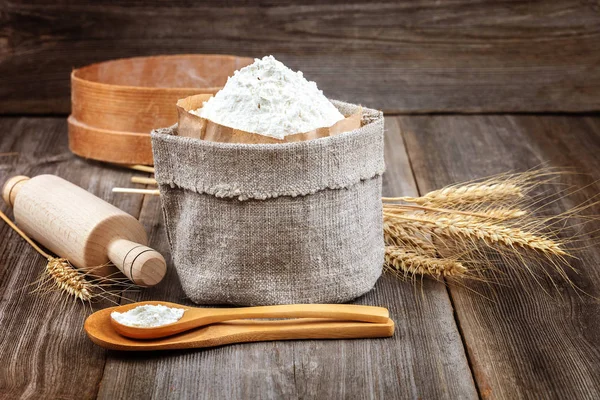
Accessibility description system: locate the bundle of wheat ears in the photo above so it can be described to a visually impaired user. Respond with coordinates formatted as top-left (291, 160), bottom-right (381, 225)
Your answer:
top-left (382, 169), bottom-right (598, 292)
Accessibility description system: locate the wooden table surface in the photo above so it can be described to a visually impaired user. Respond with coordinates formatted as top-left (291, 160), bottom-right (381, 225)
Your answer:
top-left (1, 114), bottom-right (599, 399)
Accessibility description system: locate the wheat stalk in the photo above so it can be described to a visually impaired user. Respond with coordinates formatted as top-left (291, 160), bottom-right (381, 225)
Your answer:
top-left (131, 176), bottom-right (158, 185)
top-left (385, 246), bottom-right (467, 278)
top-left (125, 164), bottom-right (155, 173)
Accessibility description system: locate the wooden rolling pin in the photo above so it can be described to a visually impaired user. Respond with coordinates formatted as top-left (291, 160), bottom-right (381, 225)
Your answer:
top-left (2, 174), bottom-right (166, 286)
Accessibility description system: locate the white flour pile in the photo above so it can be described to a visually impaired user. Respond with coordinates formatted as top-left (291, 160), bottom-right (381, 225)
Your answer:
top-left (192, 55), bottom-right (344, 139)
top-left (111, 304), bottom-right (185, 328)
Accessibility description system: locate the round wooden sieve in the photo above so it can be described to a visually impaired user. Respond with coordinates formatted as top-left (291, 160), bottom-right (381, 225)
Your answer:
top-left (68, 54), bottom-right (253, 165)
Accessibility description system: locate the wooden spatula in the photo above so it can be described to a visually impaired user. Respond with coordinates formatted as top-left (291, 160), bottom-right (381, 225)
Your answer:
top-left (84, 305), bottom-right (395, 351)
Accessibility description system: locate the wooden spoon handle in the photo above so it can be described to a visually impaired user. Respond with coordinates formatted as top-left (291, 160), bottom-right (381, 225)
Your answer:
top-left (205, 318), bottom-right (395, 350)
top-left (202, 304), bottom-right (389, 325)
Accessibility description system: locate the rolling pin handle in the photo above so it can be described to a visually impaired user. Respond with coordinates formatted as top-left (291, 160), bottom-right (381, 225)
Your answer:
top-left (2, 175), bottom-right (30, 208)
top-left (107, 238), bottom-right (167, 287)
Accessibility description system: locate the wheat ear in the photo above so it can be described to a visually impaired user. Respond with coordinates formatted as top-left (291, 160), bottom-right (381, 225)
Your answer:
top-left (476, 208), bottom-right (527, 220)
top-left (385, 246), bottom-right (467, 278)
top-left (383, 182), bottom-right (523, 206)
top-left (385, 213), bottom-right (566, 257)
top-left (383, 203), bottom-right (527, 221)
top-left (45, 258), bottom-right (93, 301)
top-left (383, 218), bottom-right (436, 255)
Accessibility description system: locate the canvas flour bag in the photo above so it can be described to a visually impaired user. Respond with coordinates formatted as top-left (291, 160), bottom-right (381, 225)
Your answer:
top-left (151, 56), bottom-right (385, 305)
top-left (151, 100), bottom-right (385, 305)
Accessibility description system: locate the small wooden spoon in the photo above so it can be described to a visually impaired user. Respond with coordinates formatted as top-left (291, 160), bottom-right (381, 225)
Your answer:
top-left (85, 305), bottom-right (395, 351)
top-left (108, 301), bottom-right (390, 339)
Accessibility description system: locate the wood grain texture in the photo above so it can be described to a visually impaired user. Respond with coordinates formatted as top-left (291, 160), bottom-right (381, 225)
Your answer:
top-left (2, 1), bottom-right (600, 114)
top-left (0, 118), bottom-right (145, 398)
top-left (3, 114), bottom-right (599, 398)
top-left (398, 114), bottom-right (600, 399)
top-left (96, 117), bottom-right (478, 399)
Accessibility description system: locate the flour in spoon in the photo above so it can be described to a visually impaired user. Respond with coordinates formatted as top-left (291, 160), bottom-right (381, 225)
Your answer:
top-left (111, 304), bottom-right (185, 328)
top-left (192, 55), bottom-right (344, 139)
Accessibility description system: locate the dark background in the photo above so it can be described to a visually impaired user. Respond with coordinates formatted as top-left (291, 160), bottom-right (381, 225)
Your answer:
top-left (2, 0), bottom-right (600, 115)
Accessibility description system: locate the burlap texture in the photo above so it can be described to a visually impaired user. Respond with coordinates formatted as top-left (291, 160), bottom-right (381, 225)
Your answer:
top-left (151, 101), bottom-right (385, 305)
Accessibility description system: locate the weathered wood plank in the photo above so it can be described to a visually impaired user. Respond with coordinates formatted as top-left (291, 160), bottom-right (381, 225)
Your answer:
top-left (96, 117), bottom-right (477, 399)
top-left (0, 117), bottom-right (145, 399)
top-left (1, 1), bottom-right (600, 114)
top-left (399, 114), bottom-right (600, 399)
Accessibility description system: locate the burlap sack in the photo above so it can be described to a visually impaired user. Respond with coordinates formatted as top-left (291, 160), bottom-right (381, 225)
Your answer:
top-left (151, 100), bottom-right (385, 305)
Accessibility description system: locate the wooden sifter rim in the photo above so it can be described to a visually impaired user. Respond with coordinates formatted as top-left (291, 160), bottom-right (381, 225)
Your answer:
top-left (71, 54), bottom-right (253, 92)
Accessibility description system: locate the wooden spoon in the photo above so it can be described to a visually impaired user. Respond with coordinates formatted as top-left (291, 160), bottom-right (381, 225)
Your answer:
top-left (107, 301), bottom-right (390, 339)
top-left (85, 305), bottom-right (395, 351)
